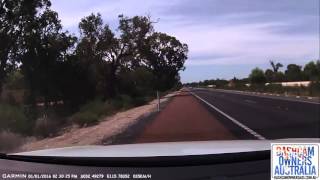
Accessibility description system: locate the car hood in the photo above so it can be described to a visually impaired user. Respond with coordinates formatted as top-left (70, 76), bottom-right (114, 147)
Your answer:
top-left (12, 139), bottom-right (319, 157)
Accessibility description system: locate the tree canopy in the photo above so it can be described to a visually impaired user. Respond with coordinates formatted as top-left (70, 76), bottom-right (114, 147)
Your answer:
top-left (0, 1), bottom-right (188, 109)
top-left (249, 67), bottom-right (266, 84)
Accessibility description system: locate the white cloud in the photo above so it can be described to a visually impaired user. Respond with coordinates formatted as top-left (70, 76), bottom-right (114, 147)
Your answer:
top-left (51, 0), bottom-right (176, 29)
top-left (51, 0), bottom-right (319, 67)
top-left (156, 18), bottom-right (318, 66)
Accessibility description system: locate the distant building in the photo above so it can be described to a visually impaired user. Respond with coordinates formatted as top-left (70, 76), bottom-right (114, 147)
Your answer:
top-left (265, 81), bottom-right (311, 87)
top-left (207, 84), bottom-right (216, 88)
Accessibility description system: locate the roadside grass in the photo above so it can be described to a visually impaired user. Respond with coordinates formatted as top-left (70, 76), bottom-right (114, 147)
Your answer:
top-left (0, 130), bottom-right (24, 153)
top-left (70, 94), bottom-right (152, 127)
top-left (70, 99), bottom-right (107, 126)
top-left (0, 91), bottom-right (164, 152)
top-left (33, 114), bottom-right (62, 138)
top-left (0, 103), bottom-right (30, 135)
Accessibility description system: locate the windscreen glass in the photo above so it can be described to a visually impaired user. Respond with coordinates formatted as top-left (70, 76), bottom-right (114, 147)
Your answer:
top-left (0, 0), bottom-right (319, 154)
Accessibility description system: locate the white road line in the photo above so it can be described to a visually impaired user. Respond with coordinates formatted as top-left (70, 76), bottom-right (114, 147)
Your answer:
top-left (190, 91), bottom-right (267, 140)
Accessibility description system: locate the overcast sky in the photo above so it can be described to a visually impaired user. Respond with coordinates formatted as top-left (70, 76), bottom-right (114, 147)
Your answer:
top-left (51, 0), bottom-right (319, 83)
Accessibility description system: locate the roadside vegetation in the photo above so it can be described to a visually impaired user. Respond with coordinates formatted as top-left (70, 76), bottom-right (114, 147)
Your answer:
top-left (0, 0), bottom-right (188, 152)
top-left (185, 60), bottom-right (320, 97)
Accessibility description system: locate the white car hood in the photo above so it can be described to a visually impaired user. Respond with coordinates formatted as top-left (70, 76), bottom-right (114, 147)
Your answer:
top-left (13, 139), bottom-right (319, 157)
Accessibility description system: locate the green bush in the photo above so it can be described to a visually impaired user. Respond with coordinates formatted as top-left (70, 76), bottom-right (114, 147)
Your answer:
top-left (114, 94), bottom-right (148, 108)
top-left (0, 103), bottom-right (30, 135)
top-left (70, 100), bottom-right (105, 126)
top-left (33, 114), bottom-right (60, 138)
top-left (107, 99), bottom-right (123, 110)
top-left (78, 100), bottom-right (106, 116)
top-left (70, 94), bottom-right (151, 127)
top-left (115, 94), bottom-right (133, 109)
top-left (5, 71), bottom-right (25, 90)
top-left (3, 92), bottom-right (18, 105)
top-left (71, 111), bottom-right (100, 126)
top-left (0, 130), bottom-right (24, 153)
top-left (264, 84), bottom-right (284, 94)
top-left (70, 99), bottom-right (117, 126)
top-left (132, 96), bottom-right (148, 106)
top-left (309, 81), bottom-right (320, 96)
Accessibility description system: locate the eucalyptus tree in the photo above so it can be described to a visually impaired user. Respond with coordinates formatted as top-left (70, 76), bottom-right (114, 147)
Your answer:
top-left (143, 32), bottom-right (188, 90)
top-left (77, 14), bottom-right (154, 98)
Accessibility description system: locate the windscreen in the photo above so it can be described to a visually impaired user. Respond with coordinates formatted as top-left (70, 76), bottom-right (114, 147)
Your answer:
top-left (0, 0), bottom-right (319, 154)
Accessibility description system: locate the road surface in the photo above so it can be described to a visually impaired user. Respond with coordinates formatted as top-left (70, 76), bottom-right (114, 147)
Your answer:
top-left (134, 88), bottom-right (319, 142)
top-left (191, 88), bottom-right (319, 139)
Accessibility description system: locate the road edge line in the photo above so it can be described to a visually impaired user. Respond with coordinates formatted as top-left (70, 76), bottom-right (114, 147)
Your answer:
top-left (190, 91), bottom-right (267, 140)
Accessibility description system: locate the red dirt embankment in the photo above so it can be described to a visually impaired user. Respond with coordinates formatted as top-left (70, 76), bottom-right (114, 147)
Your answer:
top-left (135, 91), bottom-right (236, 143)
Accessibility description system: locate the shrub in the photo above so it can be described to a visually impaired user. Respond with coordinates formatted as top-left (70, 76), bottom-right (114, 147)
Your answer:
top-left (78, 99), bottom-right (106, 116)
top-left (309, 81), bottom-right (320, 96)
top-left (70, 99), bottom-right (114, 126)
top-left (265, 84), bottom-right (284, 94)
top-left (132, 96), bottom-right (148, 106)
top-left (249, 68), bottom-right (266, 85)
top-left (0, 130), bottom-right (24, 153)
top-left (5, 71), bottom-right (25, 90)
top-left (3, 92), bottom-right (17, 105)
top-left (70, 111), bottom-right (100, 126)
top-left (70, 94), bottom-right (149, 127)
top-left (33, 114), bottom-right (60, 138)
top-left (0, 103), bottom-right (30, 135)
top-left (116, 94), bottom-right (133, 109)
top-left (113, 94), bottom-right (147, 108)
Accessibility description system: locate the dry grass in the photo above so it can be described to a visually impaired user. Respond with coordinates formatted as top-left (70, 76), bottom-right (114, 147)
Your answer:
top-left (33, 115), bottom-right (61, 138)
top-left (20, 96), bottom-right (171, 152)
top-left (0, 130), bottom-right (24, 153)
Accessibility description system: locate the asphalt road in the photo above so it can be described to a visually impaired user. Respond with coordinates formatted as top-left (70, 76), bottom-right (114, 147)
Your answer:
top-left (190, 88), bottom-right (320, 139)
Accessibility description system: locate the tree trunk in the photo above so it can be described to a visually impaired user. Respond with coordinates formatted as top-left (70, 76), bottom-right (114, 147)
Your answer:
top-left (0, 69), bottom-right (5, 99)
top-left (0, 78), bottom-right (3, 99)
top-left (106, 64), bottom-right (117, 98)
